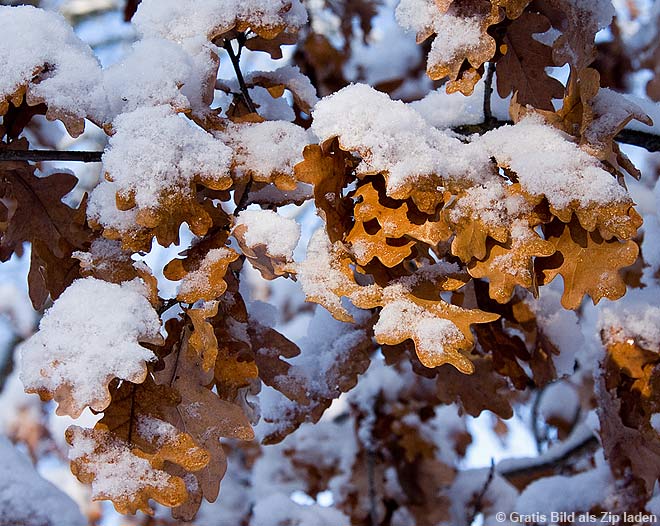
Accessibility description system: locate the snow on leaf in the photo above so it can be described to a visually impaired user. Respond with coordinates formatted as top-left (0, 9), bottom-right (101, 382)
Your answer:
top-left (87, 105), bottom-right (233, 251)
top-left (372, 283), bottom-right (499, 373)
top-left (133, 0), bottom-right (308, 45)
top-left (66, 426), bottom-right (195, 515)
top-left (222, 121), bottom-right (312, 191)
top-left (233, 209), bottom-right (300, 279)
top-left (165, 247), bottom-right (240, 303)
top-left (0, 5), bottom-right (102, 136)
top-left (20, 277), bottom-right (163, 418)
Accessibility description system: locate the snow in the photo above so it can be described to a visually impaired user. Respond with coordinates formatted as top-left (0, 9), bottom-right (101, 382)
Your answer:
top-left (19, 277), bottom-right (162, 417)
top-left (250, 492), bottom-right (349, 526)
top-left (133, 0), bottom-right (308, 44)
top-left (246, 66), bottom-right (319, 111)
top-left (235, 210), bottom-right (301, 258)
top-left (374, 292), bottom-right (463, 365)
top-left (176, 247), bottom-right (237, 299)
top-left (99, 38), bottom-right (193, 121)
top-left (89, 105), bottom-right (232, 231)
top-left (448, 181), bottom-right (528, 227)
top-left (297, 229), bottom-right (357, 321)
top-left (221, 121), bottom-right (312, 185)
top-left (598, 287), bottom-right (660, 350)
top-left (311, 84), bottom-right (481, 199)
top-left (427, 14), bottom-right (484, 65)
top-left (0, 436), bottom-right (86, 526)
top-left (514, 452), bottom-right (614, 519)
top-left (538, 382), bottom-right (580, 424)
top-left (478, 116), bottom-right (630, 210)
top-left (528, 286), bottom-right (583, 376)
top-left (67, 426), bottom-right (172, 502)
top-left (0, 5), bottom-right (102, 131)
top-left (313, 85), bottom-right (629, 210)
top-left (395, 0), bottom-right (486, 71)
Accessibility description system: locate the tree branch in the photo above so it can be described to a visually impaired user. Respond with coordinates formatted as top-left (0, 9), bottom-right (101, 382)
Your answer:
top-left (497, 429), bottom-right (599, 489)
top-left (467, 460), bottom-right (495, 525)
top-left (482, 62), bottom-right (495, 125)
top-left (453, 120), bottom-right (660, 152)
top-left (0, 149), bottom-right (103, 163)
top-left (223, 37), bottom-right (257, 114)
top-left (2, 121), bottom-right (659, 165)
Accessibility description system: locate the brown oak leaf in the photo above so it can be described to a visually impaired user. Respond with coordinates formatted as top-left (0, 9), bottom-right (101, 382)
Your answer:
top-left (537, 218), bottom-right (639, 309)
top-left (496, 12), bottom-right (564, 111)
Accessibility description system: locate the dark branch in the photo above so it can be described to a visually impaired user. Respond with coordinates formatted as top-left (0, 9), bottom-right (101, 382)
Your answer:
top-left (498, 431), bottom-right (599, 490)
top-left (2, 121), bottom-right (660, 165)
top-left (483, 62), bottom-right (495, 124)
top-left (531, 384), bottom-right (548, 454)
top-left (615, 129), bottom-right (660, 153)
top-left (0, 149), bottom-right (103, 163)
top-left (467, 460), bottom-right (496, 525)
top-left (233, 178), bottom-right (253, 216)
top-left (453, 119), bottom-right (660, 152)
top-left (223, 37), bottom-right (257, 114)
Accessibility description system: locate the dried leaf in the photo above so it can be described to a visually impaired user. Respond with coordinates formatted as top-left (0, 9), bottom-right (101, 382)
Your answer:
top-left (187, 302), bottom-right (220, 372)
top-left (294, 140), bottom-right (356, 243)
top-left (496, 12), bottom-right (564, 111)
top-left (165, 247), bottom-right (240, 303)
top-left (537, 218), bottom-right (639, 309)
top-left (468, 225), bottom-right (555, 303)
top-left (66, 425), bottom-right (204, 515)
top-left (436, 357), bottom-right (514, 418)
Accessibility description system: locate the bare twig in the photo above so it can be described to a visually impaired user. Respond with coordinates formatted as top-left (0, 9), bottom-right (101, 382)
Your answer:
top-left (498, 430), bottom-right (599, 489)
top-left (223, 37), bottom-right (257, 114)
top-left (467, 460), bottom-right (496, 526)
top-left (615, 129), bottom-right (660, 152)
top-left (2, 120), bottom-right (660, 166)
top-left (367, 448), bottom-right (378, 526)
top-left (483, 62), bottom-right (495, 125)
top-left (531, 385), bottom-right (548, 454)
top-left (233, 179), bottom-right (253, 216)
top-left (453, 119), bottom-right (660, 152)
top-left (0, 149), bottom-right (103, 163)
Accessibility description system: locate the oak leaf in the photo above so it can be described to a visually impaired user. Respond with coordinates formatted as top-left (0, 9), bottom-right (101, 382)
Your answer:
top-left (294, 140), bottom-right (356, 242)
top-left (537, 219), bottom-right (639, 309)
top-left (187, 302), bottom-right (220, 372)
top-left (496, 12), bottom-right (564, 111)
top-left (165, 246), bottom-right (240, 303)
top-left (20, 277), bottom-right (163, 418)
top-left (468, 223), bottom-right (555, 303)
top-left (155, 333), bottom-right (254, 516)
top-left (346, 219), bottom-right (415, 268)
top-left (352, 181), bottom-right (451, 247)
top-left (66, 425), bottom-right (207, 515)
top-left (370, 284), bottom-right (499, 373)
top-left (436, 356), bottom-right (514, 418)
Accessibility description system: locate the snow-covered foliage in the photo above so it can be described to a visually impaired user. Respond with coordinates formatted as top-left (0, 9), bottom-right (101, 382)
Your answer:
top-left (2, 0), bottom-right (660, 524)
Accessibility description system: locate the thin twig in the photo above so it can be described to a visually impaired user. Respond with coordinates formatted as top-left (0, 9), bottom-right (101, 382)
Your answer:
top-left (223, 37), bottom-right (257, 114)
top-left (157, 298), bottom-right (179, 316)
top-left (453, 119), bottom-right (660, 152)
top-left (367, 448), bottom-right (378, 526)
top-left (615, 129), bottom-right (660, 152)
top-left (498, 431), bottom-right (599, 489)
top-left (531, 384), bottom-right (548, 454)
top-left (483, 62), bottom-right (495, 125)
top-left (467, 460), bottom-right (496, 526)
top-left (2, 121), bottom-right (660, 165)
top-left (0, 149), bottom-right (103, 163)
top-left (233, 179), bottom-right (253, 216)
